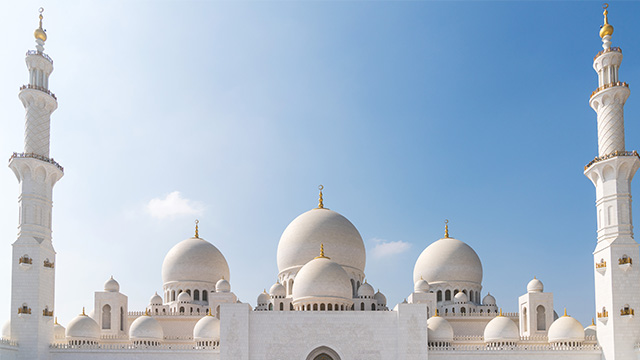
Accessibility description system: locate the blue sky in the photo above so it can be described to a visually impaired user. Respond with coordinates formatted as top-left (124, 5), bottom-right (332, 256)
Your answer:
top-left (1, 1), bottom-right (639, 328)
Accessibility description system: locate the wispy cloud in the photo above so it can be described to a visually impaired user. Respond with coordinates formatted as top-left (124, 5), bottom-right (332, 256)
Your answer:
top-left (369, 238), bottom-right (411, 259)
top-left (146, 191), bottom-right (204, 219)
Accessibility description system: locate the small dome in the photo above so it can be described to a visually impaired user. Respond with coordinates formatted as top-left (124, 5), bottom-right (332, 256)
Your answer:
top-left (414, 278), bottom-right (430, 293)
top-left (374, 290), bottom-right (387, 305)
top-left (548, 312), bottom-right (585, 344)
top-left (216, 278), bottom-right (230, 293)
top-left (292, 256), bottom-right (352, 302)
top-left (54, 319), bottom-right (66, 340)
top-left (257, 290), bottom-right (270, 306)
top-left (454, 292), bottom-right (468, 304)
top-left (162, 237), bottom-right (230, 286)
top-left (527, 277), bottom-right (544, 293)
top-left (269, 282), bottom-right (286, 298)
top-left (584, 320), bottom-right (597, 339)
top-left (484, 314), bottom-right (519, 344)
top-left (104, 276), bottom-right (120, 292)
top-left (149, 292), bottom-right (162, 306)
top-left (193, 314), bottom-right (220, 341)
top-left (130, 315), bottom-right (163, 341)
top-left (177, 292), bottom-right (192, 303)
top-left (483, 293), bottom-right (496, 306)
top-left (358, 282), bottom-right (375, 298)
top-left (277, 208), bottom-right (366, 274)
top-left (414, 237), bottom-right (483, 286)
top-left (427, 315), bottom-right (454, 343)
top-left (2, 320), bottom-right (10, 340)
top-left (66, 313), bottom-right (100, 340)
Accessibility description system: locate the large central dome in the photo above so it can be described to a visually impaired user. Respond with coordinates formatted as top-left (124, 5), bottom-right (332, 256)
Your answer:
top-left (162, 236), bottom-right (230, 285)
top-left (413, 237), bottom-right (483, 285)
top-left (277, 208), bottom-right (366, 273)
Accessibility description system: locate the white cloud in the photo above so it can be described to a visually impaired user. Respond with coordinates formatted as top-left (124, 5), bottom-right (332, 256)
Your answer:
top-left (369, 238), bottom-right (411, 259)
top-left (146, 191), bottom-right (204, 219)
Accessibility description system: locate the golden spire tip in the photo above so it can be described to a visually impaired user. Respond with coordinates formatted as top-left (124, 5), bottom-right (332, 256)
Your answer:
top-left (592, 318), bottom-right (595, 326)
top-left (195, 219), bottom-right (199, 238)
top-left (564, 308), bottom-right (568, 317)
top-left (34, 7), bottom-right (47, 43)
top-left (315, 243), bottom-right (330, 259)
top-left (444, 219), bottom-right (449, 238)
top-left (81, 307), bottom-right (86, 316)
top-left (499, 308), bottom-right (503, 316)
top-left (600, 3), bottom-right (614, 38)
top-left (318, 185), bottom-right (324, 209)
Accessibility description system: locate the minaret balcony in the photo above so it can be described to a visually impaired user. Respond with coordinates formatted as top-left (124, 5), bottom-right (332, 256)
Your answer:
top-left (594, 46), bottom-right (622, 61)
top-left (17, 306), bottom-right (32, 318)
top-left (9, 152), bottom-right (64, 173)
top-left (26, 50), bottom-right (52, 64)
top-left (19, 255), bottom-right (33, 270)
top-left (584, 150), bottom-right (639, 170)
top-left (19, 84), bottom-right (56, 100)
top-left (595, 260), bottom-right (607, 274)
top-left (619, 255), bottom-right (632, 271)
top-left (621, 307), bottom-right (635, 317)
top-left (43, 259), bottom-right (55, 269)
top-left (597, 309), bottom-right (608, 323)
top-left (590, 81), bottom-right (629, 98)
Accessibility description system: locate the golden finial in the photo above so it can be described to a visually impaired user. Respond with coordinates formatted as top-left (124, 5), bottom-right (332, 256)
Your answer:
top-left (499, 308), bottom-right (503, 316)
top-left (81, 307), bottom-right (86, 316)
top-left (564, 308), bottom-right (568, 317)
top-left (444, 219), bottom-right (450, 238)
top-left (314, 243), bottom-right (330, 259)
top-left (195, 219), bottom-right (199, 238)
top-left (54, 316), bottom-right (59, 325)
top-left (600, 3), bottom-right (614, 38)
top-left (34, 8), bottom-right (47, 42)
top-left (591, 318), bottom-right (596, 326)
top-left (208, 308), bottom-right (212, 316)
top-left (145, 309), bottom-right (149, 316)
top-left (435, 308), bottom-right (440, 317)
top-left (318, 185), bottom-right (324, 209)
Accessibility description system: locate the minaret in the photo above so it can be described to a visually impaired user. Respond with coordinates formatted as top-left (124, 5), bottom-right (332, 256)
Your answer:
top-left (584, 4), bottom-right (640, 360)
top-left (8, 8), bottom-right (63, 360)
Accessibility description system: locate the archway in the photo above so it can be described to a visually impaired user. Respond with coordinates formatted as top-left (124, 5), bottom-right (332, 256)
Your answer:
top-left (306, 346), bottom-right (341, 360)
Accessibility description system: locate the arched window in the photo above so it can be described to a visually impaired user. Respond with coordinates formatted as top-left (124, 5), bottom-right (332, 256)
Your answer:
top-left (290, 303), bottom-right (294, 311)
top-left (461, 307), bottom-right (466, 314)
top-left (288, 279), bottom-right (294, 296)
top-left (269, 303), bottom-right (273, 311)
top-left (445, 290), bottom-right (451, 301)
top-left (452, 308), bottom-right (455, 313)
top-left (120, 307), bottom-right (124, 331)
top-left (469, 290), bottom-right (474, 302)
top-left (454, 289), bottom-right (459, 296)
top-left (280, 303), bottom-right (284, 311)
top-left (186, 289), bottom-right (191, 296)
top-left (307, 304), bottom-right (311, 311)
top-left (351, 279), bottom-right (356, 297)
top-left (194, 290), bottom-right (200, 301)
top-left (437, 290), bottom-right (442, 302)
top-left (340, 305), bottom-right (344, 311)
top-left (320, 304), bottom-right (325, 311)
top-left (523, 307), bottom-right (528, 332)
top-left (155, 309), bottom-right (158, 314)
top-left (462, 289), bottom-right (467, 295)
top-left (216, 305), bottom-right (220, 318)
top-left (328, 303), bottom-right (333, 311)
top-left (102, 304), bottom-right (111, 329)
top-left (202, 290), bottom-right (208, 302)
top-left (180, 306), bottom-right (185, 313)
top-left (371, 303), bottom-right (376, 311)
top-left (313, 304), bottom-right (318, 311)
top-left (171, 290), bottom-right (176, 301)
top-left (360, 303), bottom-right (365, 311)
top-left (536, 305), bottom-right (546, 330)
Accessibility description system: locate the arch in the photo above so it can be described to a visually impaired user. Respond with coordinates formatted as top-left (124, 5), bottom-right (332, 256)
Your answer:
top-left (523, 307), bottom-right (528, 332)
top-left (313, 304), bottom-right (318, 311)
top-left (351, 279), bottom-right (356, 297)
top-left (186, 289), bottom-right (191, 296)
top-left (269, 303), bottom-right (273, 311)
top-left (120, 307), bottom-right (124, 331)
top-left (437, 290), bottom-right (442, 302)
top-left (360, 303), bottom-right (365, 311)
top-left (536, 305), bottom-right (546, 330)
top-left (306, 346), bottom-right (342, 360)
top-left (171, 290), bottom-right (176, 301)
top-left (216, 305), bottom-right (221, 318)
top-left (445, 290), bottom-right (451, 301)
top-left (371, 303), bottom-right (376, 311)
top-left (180, 306), bottom-right (185, 313)
top-left (194, 289), bottom-right (200, 301)
top-left (280, 302), bottom-right (284, 311)
top-left (102, 304), bottom-right (111, 329)
top-left (290, 303), bottom-right (294, 311)
top-left (461, 307), bottom-right (466, 314)
top-left (320, 304), bottom-right (325, 311)
top-left (328, 303), bottom-right (333, 311)
top-left (202, 290), bottom-right (208, 302)
top-left (288, 279), bottom-right (294, 296)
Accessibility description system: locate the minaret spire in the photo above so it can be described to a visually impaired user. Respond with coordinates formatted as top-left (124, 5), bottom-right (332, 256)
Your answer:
top-left (585, 4), bottom-right (640, 360)
top-left (9, 9), bottom-right (63, 360)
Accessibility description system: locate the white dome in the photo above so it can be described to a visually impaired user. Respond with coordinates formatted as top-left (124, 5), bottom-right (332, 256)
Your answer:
top-left (277, 208), bottom-right (366, 273)
top-left (358, 282), bottom-right (375, 297)
top-left (548, 313), bottom-right (585, 343)
top-left (104, 276), bottom-right (120, 292)
top-left (177, 292), bottom-right (192, 303)
top-left (484, 315), bottom-right (519, 343)
top-left (2, 320), bottom-right (10, 340)
top-left (257, 291), bottom-right (270, 305)
top-left (427, 315), bottom-right (454, 343)
top-left (527, 277), bottom-right (544, 293)
top-left (414, 278), bottom-right (430, 293)
top-left (413, 237), bottom-right (483, 285)
top-left (193, 314), bottom-right (220, 341)
top-left (584, 320), bottom-right (597, 339)
top-left (375, 290), bottom-right (387, 305)
top-left (292, 256), bottom-right (352, 301)
top-left (216, 278), bottom-right (230, 293)
top-left (162, 237), bottom-right (230, 285)
top-left (454, 292), bottom-right (468, 304)
top-left (66, 314), bottom-right (100, 339)
top-left (54, 321), bottom-right (66, 340)
top-left (130, 315), bottom-right (163, 341)
top-left (149, 292), bottom-right (162, 306)
top-left (483, 293), bottom-right (496, 306)
top-left (269, 282), bottom-right (286, 297)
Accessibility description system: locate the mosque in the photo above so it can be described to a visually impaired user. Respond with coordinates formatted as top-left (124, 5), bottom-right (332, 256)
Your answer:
top-left (0, 4), bottom-right (638, 360)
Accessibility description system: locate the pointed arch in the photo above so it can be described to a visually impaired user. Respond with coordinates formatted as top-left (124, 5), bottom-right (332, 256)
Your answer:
top-left (306, 346), bottom-right (342, 360)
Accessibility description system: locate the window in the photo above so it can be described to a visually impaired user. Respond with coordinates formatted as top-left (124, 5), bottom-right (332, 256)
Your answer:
top-left (523, 307), bottom-right (528, 332)
top-left (102, 305), bottom-right (111, 329)
top-left (194, 290), bottom-right (200, 301)
top-left (371, 303), bottom-right (376, 311)
top-left (437, 290), bottom-right (442, 302)
top-left (280, 303), bottom-right (284, 311)
top-left (445, 290), bottom-right (451, 301)
top-left (537, 305), bottom-right (546, 330)
top-left (202, 290), bottom-right (208, 302)
top-left (360, 303), bottom-right (365, 311)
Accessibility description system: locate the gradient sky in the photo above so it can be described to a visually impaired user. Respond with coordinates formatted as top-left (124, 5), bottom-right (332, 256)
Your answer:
top-left (1, 1), bottom-right (640, 329)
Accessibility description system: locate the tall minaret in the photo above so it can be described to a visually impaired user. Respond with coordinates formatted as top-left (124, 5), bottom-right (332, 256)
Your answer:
top-left (8, 8), bottom-right (63, 360)
top-left (584, 4), bottom-right (640, 360)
